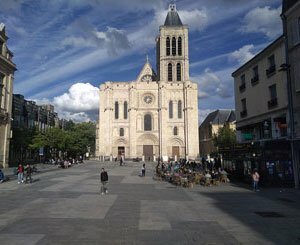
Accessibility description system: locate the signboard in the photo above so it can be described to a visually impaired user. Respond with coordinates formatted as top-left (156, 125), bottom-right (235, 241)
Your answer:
top-left (243, 133), bottom-right (253, 140)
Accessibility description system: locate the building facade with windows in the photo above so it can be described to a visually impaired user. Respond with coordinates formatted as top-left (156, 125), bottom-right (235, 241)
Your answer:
top-left (199, 110), bottom-right (236, 158)
top-left (0, 23), bottom-right (17, 168)
top-left (282, 0), bottom-right (300, 188)
top-left (9, 94), bottom-right (60, 165)
top-left (232, 36), bottom-right (295, 186)
top-left (98, 5), bottom-right (199, 161)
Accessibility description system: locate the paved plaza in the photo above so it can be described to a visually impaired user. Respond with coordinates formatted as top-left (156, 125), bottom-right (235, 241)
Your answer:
top-left (0, 160), bottom-right (300, 244)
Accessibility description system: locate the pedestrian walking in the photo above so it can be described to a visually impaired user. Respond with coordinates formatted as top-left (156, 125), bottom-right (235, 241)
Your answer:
top-left (17, 164), bottom-right (24, 184)
top-left (252, 169), bottom-right (260, 191)
top-left (25, 164), bottom-right (32, 184)
top-left (0, 169), bottom-right (5, 183)
top-left (100, 168), bottom-right (108, 195)
top-left (141, 163), bottom-right (146, 177)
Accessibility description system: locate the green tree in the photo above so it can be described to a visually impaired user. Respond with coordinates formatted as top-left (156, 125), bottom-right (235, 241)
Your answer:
top-left (30, 120), bottom-right (96, 159)
top-left (213, 125), bottom-right (236, 148)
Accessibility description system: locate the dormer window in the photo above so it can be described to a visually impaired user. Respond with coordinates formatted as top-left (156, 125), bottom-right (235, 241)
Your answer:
top-left (169, 4), bottom-right (176, 11)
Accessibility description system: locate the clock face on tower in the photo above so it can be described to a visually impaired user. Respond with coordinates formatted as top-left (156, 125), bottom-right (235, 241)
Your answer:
top-left (144, 95), bottom-right (153, 104)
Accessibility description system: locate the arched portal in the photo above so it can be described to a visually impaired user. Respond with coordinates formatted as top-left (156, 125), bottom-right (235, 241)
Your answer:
top-left (137, 134), bottom-right (159, 161)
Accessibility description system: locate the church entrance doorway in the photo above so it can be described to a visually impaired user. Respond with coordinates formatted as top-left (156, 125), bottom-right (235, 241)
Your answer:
top-left (172, 146), bottom-right (180, 159)
top-left (143, 145), bottom-right (153, 161)
top-left (118, 147), bottom-right (125, 160)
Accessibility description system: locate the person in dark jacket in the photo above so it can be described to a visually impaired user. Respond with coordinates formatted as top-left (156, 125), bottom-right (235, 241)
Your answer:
top-left (0, 169), bottom-right (5, 183)
top-left (25, 164), bottom-right (32, 184)
top-left (100, 168), bottom-right (108, 195)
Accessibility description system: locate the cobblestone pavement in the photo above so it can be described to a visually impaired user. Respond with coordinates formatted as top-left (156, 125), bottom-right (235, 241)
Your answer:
top-left (0, 160), bottom-right (300, 245)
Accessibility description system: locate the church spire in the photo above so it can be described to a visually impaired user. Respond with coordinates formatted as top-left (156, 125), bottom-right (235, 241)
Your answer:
top-left (164, 3), bottom-right (183, 26)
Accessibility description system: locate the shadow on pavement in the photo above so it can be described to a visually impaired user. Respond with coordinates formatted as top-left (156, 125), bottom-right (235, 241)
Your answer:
top-left (199, 186), bottom-right (300, 244)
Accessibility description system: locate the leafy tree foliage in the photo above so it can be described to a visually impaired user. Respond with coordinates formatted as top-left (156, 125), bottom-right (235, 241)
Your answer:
top-left (213, 125), bottom-right (236, 148)
top-left (30, 121), bottom-right (96, 159)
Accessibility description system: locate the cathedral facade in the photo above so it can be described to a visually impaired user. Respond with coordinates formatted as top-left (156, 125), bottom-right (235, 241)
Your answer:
top-left (98, 5), bottom-right (199, 161)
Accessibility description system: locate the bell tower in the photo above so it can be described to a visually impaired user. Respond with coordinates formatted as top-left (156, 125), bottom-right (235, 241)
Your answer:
top-left (156, 4), bottom-right (189, 82)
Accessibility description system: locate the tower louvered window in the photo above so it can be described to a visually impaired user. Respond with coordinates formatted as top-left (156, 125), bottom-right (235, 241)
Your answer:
top-left (168, 63), bottom-right (172, 81)
top-left (178, 37), bottom-right (182, 56)
top-left (172, 37), bottom-right (176, 56)
top-left (178, 100), bottom-right (182, 118)
top-left (177, 63), bottom-right (181, 81)
top-left (124, 101), bottom-right (128, 119)
top-left (115, 101), bottom-right (119, 119)
top-left (169, 101), bottom-right (173, 119)
top-left (166, 37), bottom-right (170, 56)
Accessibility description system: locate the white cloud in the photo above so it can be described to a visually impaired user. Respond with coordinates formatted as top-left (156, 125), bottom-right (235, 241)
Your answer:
top-left (194, 68), bottom-right (233, 100)
top-left (62, 26), bottom-right (131, 55)
top-left (230, 44), bottom-right (255, 65)
top-left (240, 6), bottom-right (282, 39)
top-left (61, 36), bottom-right (97, 48)
top-left (95, 27), bottom-right (131, 55)
top-left (58, 111), bottom-right (92, 123)
top-left (53, 83), bottom-right (99, 112)
top-left (180, 8), bottom-right (208, 32)
top-left (31, 82), bottom-right (99, 122)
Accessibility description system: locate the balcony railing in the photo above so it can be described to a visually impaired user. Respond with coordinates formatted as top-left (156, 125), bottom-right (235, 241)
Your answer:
top-left (240, 110), bottom-right (247, 118)
top-left (239, 83), bottom-right (246, 92)
top-left (268, 98), bottom-right (278, 109)
top-left (266, 65), bottom-right (276, 77)
top-left (251, 75), bottom-right (259, 85)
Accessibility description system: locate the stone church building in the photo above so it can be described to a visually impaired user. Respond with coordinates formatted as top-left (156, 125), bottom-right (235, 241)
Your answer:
top-left (97, 4), bottom-right (199, 161)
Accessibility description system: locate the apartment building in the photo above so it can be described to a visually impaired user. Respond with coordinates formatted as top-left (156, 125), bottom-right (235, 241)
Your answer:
top-left (0, 23), bottom-right (17, 168)
top-left (232, 36), bottom-right (294, 186)
top-left (9, 94), bottom-right (59, 165)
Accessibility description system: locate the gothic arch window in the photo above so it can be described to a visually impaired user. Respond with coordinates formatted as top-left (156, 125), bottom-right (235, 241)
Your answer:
top-left (172, 37), bottom-right (176, 56)
top-left (169, 101), bottom-right (173, 119)
top-left (166, 37), bottom-right (170, 56)
top-left (144, 114), bottom-right (152, 131)
top-left (124, 101), bottom-right (128, 119)
top-left (177, 63), bottom-right (181, 81)
top-left (173, 126), bottom-right (178, 136)
top-left (120, 128), bottom-right (124, 137)
top-left (168, 63), bottom-right (172, 81)
top-left (178, 100), bottom-right (182, 118)
top-left (115, 101), bottom-right (119, 119)
top-left (178, 37), bottom-right (182, 56)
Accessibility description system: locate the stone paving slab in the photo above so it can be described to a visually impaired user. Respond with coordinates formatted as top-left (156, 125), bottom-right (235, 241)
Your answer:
top-left (1, 234), bottom-right (45, 245)
top-left (0, 160), bottom-right (300, 244)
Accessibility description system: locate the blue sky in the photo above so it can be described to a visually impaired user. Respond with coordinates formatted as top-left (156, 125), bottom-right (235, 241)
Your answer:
top-left (0, 0), bottom-right (282, 122)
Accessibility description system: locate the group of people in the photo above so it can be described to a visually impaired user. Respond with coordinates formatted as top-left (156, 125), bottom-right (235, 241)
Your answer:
top-left (16, 164), bottom-right (34, 184)
top-left (154, 159), bottom-right (230, 187)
